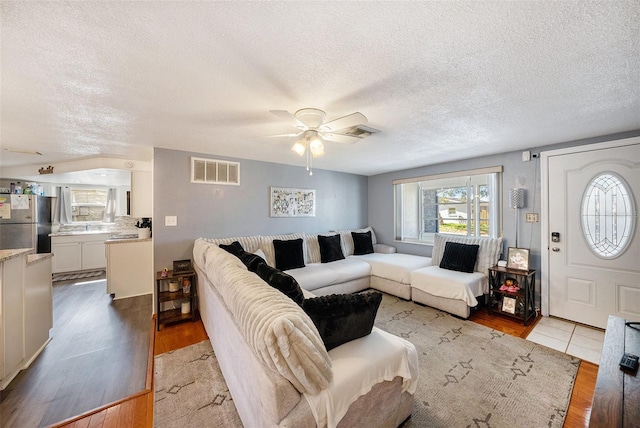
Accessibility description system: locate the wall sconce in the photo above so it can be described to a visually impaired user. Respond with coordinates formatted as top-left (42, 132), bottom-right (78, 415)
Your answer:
top-left (509, 188), bottom-right (525, 247)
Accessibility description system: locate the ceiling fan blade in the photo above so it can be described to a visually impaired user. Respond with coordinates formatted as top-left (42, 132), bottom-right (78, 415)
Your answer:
top-left (322, 133), bottom-right (362, 144)
top-left (266, 132), bottom-right (304, 138)
top-left (270, 110), bottom-right (306, 129)
top-left (320, 112), bottom-right (367, 132)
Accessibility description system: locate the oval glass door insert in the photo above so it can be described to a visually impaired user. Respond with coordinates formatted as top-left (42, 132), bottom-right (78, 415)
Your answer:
top-left (581, 173), bottom-right (635, 258)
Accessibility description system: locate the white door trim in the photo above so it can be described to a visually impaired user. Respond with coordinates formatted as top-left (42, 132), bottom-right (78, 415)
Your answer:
top-left (540, 136), bottom-right (640, 317)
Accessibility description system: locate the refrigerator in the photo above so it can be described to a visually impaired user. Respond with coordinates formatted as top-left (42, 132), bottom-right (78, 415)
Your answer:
top-left (0, 195), bottom-right (54, 253)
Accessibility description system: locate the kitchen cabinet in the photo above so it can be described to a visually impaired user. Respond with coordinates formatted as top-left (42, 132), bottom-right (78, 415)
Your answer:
top-left (0, 250), bottom-right (54, 390)
top-left (51, 233), bottom-right (109, 273)
top-left (130, 170), bottom-right (152, 218)
top-left (106, 238), bottom-right (153, 300)
top-left (1, 252), bottom-right (25, 389)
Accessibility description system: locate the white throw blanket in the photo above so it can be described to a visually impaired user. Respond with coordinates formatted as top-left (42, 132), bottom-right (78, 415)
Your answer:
top-left (304, 328), bottom-right (419, 428)
top-left (193, 239), bottom-right (333, 394)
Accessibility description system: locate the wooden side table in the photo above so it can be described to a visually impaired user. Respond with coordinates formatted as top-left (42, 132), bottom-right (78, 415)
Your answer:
top-left (156, 269), bottom-right (198, 330)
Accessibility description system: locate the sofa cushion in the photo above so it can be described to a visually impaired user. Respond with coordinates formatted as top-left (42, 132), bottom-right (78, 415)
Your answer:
top-left (238, 250), bottom-right (267, 272)
top-left (273, 238), bottom-right (306, 271)
top-left (439, 241), bottom-right (479, 273)
top-left (432, 233), bottom-right (503, 277)
top-left (287, 258), bottom-right (371, 292)
top-left (352, 231), bottom-right (374, 255)
top-left (411, 265), bottom-right (486, 306)
top-left (203, 235), bottom-right (264, 253)
top-left (335, 227), bottom-right (377, 257)
top-left (302, 291), bottom-right (382, 351)
top-left (262, 233), bottom-right (307, 267)
top-left (355, 253), bottom-right (432, 284)
top-left (256, 263), bottom-right (305, 306)
top-left (219, 240), bottom-right (244, 257)
top-left (318, 234), bottom-right (345, 263)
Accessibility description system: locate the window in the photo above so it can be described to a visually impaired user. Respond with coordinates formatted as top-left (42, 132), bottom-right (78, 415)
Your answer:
top-left (71, 188), bottom-right (108, 222)
top-left (581, 172), bottom-right (634, 258)
top-left (394, 166), bottom-right (502, 245)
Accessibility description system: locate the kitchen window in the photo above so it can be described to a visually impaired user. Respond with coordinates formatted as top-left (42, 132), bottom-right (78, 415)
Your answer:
top-left (71, 188), bottom-right (108, 222)
top-left (393, 166), bottom-right (502, 245)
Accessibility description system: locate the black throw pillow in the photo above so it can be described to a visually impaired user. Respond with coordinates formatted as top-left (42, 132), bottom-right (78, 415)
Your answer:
top-left (318, 234), bottom-right (345, 263)
top-left (352, 231), bottom-right (374, 255)
top-left (439, 241), bottom-right (480, 273)
top-left (219, 241), bottom-right (244, 257)
top-left (238, 250), bottom-right (266, 272)
top-left (256, 263), bottom-right (304, 306)
top-left (303, 291), bottom-right (382, 351)
top-left (273, 238), bottom-right (305, 271)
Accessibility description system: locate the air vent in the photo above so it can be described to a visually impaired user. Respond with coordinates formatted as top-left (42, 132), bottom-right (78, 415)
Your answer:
top-left (191, 157), bottom-right (240, 185)
top-left (341, 125), bottom-right (380, 138)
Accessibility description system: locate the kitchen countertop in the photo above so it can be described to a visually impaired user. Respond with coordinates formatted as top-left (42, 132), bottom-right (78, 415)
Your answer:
top-left (26, 253), bottom-right (54, 265)
top-left (0, 248), bottom-right (34, 262)
top-left (105, 237), bottom-right (152, 244)
top-left (49, 230), bottom-right (111, 237)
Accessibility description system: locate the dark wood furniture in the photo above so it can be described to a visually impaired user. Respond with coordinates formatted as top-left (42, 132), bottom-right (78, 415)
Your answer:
top-left (589, 315), bottom-right (640, 428)
top-left (156, 269), bottom-right (198, 330)
top-left (488, 266), bottom-right (536, 325)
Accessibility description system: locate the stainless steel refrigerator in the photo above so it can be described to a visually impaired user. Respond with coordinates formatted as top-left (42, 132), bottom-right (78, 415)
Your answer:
top-left (0, 195), bottom-right (54, 253)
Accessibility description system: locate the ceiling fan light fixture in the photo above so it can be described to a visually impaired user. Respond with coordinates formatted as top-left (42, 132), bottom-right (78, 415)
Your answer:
top-left (291, 141), bottom-right (306, 156)
top-left (309, 138), bottom-right (324, 157)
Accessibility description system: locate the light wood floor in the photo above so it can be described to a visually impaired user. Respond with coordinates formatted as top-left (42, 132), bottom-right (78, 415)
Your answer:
top-left (56, 296), bottom-right (596, 428)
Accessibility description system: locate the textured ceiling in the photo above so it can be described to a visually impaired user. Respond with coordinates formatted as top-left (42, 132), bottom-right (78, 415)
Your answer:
top-left (1, 1), bottom-right (639, 176)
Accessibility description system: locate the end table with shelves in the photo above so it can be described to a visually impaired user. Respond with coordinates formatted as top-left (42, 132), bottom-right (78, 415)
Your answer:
top-left (156, 269), bottom-right (198, 330)
top-left (488, 266), bottom-right (536, 325)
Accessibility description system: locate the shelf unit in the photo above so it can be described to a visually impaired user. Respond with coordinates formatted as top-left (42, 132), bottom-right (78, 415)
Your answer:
top-left (488, 266), bottom-right (536, 325)
top-left (156, 269), bottom-right (197, 330)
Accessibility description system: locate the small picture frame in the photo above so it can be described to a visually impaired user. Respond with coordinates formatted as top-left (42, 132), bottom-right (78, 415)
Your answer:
top-left (502, 296), bottom-right (516, 314)
top-left (173, 259), bottom-right (192, 274)
top-left (507, 247), bottom-right (529, 271)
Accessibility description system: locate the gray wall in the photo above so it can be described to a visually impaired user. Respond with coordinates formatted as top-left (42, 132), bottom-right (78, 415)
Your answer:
top-left (153, 148), bottom-right (368, 271)
top-left (368, 130), bottom-right (640, 303)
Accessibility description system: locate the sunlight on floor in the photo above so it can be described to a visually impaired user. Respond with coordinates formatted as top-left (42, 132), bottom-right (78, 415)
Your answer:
top-left (526, 316), bottom-right (605, 365)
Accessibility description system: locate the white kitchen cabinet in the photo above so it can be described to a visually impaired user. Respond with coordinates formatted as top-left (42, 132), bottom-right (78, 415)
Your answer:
top-left (82, 240), bottom-right (107, 269)
top-left (1, 250), bottom-right (54, 391)
top-left (51, 233), bottom-right (109, 273)
top-left (24, 255), bottom-right (53, 367)
top-left (51, 241), bottom-right (82, 273)
top-left (1, 253), bottom-right (25, 389)
top-left (130, 170), bottom-right (152, 218)
top-left (106, 239), bottom-right (153, 300)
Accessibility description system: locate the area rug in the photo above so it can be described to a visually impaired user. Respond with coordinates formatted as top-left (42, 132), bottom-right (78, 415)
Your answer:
top-left (154, 340), bottom-right (242, 428)
top-left (154, 294), bottom-right (579, 427)
top-left (52, 269), bottom-right (105, 282)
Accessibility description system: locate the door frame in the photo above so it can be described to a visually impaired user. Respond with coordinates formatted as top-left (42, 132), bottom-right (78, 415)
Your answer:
top-left (540, 136), bottom-right (640, 317)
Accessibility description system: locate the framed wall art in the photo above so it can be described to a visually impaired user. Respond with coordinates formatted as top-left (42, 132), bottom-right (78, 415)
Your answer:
top-left (507, 247), bottom-right (529, 271)
top-left (270, 187), bottom-right (316, 217)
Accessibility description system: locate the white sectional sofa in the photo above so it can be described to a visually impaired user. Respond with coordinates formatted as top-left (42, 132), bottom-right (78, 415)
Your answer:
top-left (193, 239), bottom-right (419, 428)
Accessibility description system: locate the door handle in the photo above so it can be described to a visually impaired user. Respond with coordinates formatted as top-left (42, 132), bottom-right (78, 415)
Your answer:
top-left (552, 247), bottom-right (560, 252)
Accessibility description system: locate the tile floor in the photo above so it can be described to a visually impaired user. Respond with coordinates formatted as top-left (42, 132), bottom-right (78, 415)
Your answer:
top-left (526, 316), bottom-right (605, 365)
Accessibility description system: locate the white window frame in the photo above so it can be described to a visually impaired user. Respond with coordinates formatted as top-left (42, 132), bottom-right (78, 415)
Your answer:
top-left (393, 166), bottom-right (503, 245)
top-left (70, 187), bottom-right (108, 223)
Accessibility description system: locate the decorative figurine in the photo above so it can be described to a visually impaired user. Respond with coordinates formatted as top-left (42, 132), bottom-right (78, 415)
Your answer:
top-left (161, 267), bottom-right (169, 278)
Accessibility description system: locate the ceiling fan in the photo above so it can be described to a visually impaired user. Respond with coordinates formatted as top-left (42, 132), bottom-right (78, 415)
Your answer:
top-left (269, 108), bottom-right (379, 175)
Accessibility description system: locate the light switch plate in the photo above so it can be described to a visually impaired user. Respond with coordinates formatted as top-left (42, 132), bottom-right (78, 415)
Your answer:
top-left (165, 215), bottom-right (177, 226)
top-left (526, 213), bottom-right (539, 223)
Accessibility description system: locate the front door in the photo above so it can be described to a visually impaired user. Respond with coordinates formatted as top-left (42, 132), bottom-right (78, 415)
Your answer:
top-left (547, 140), bottom-right (640, 329)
